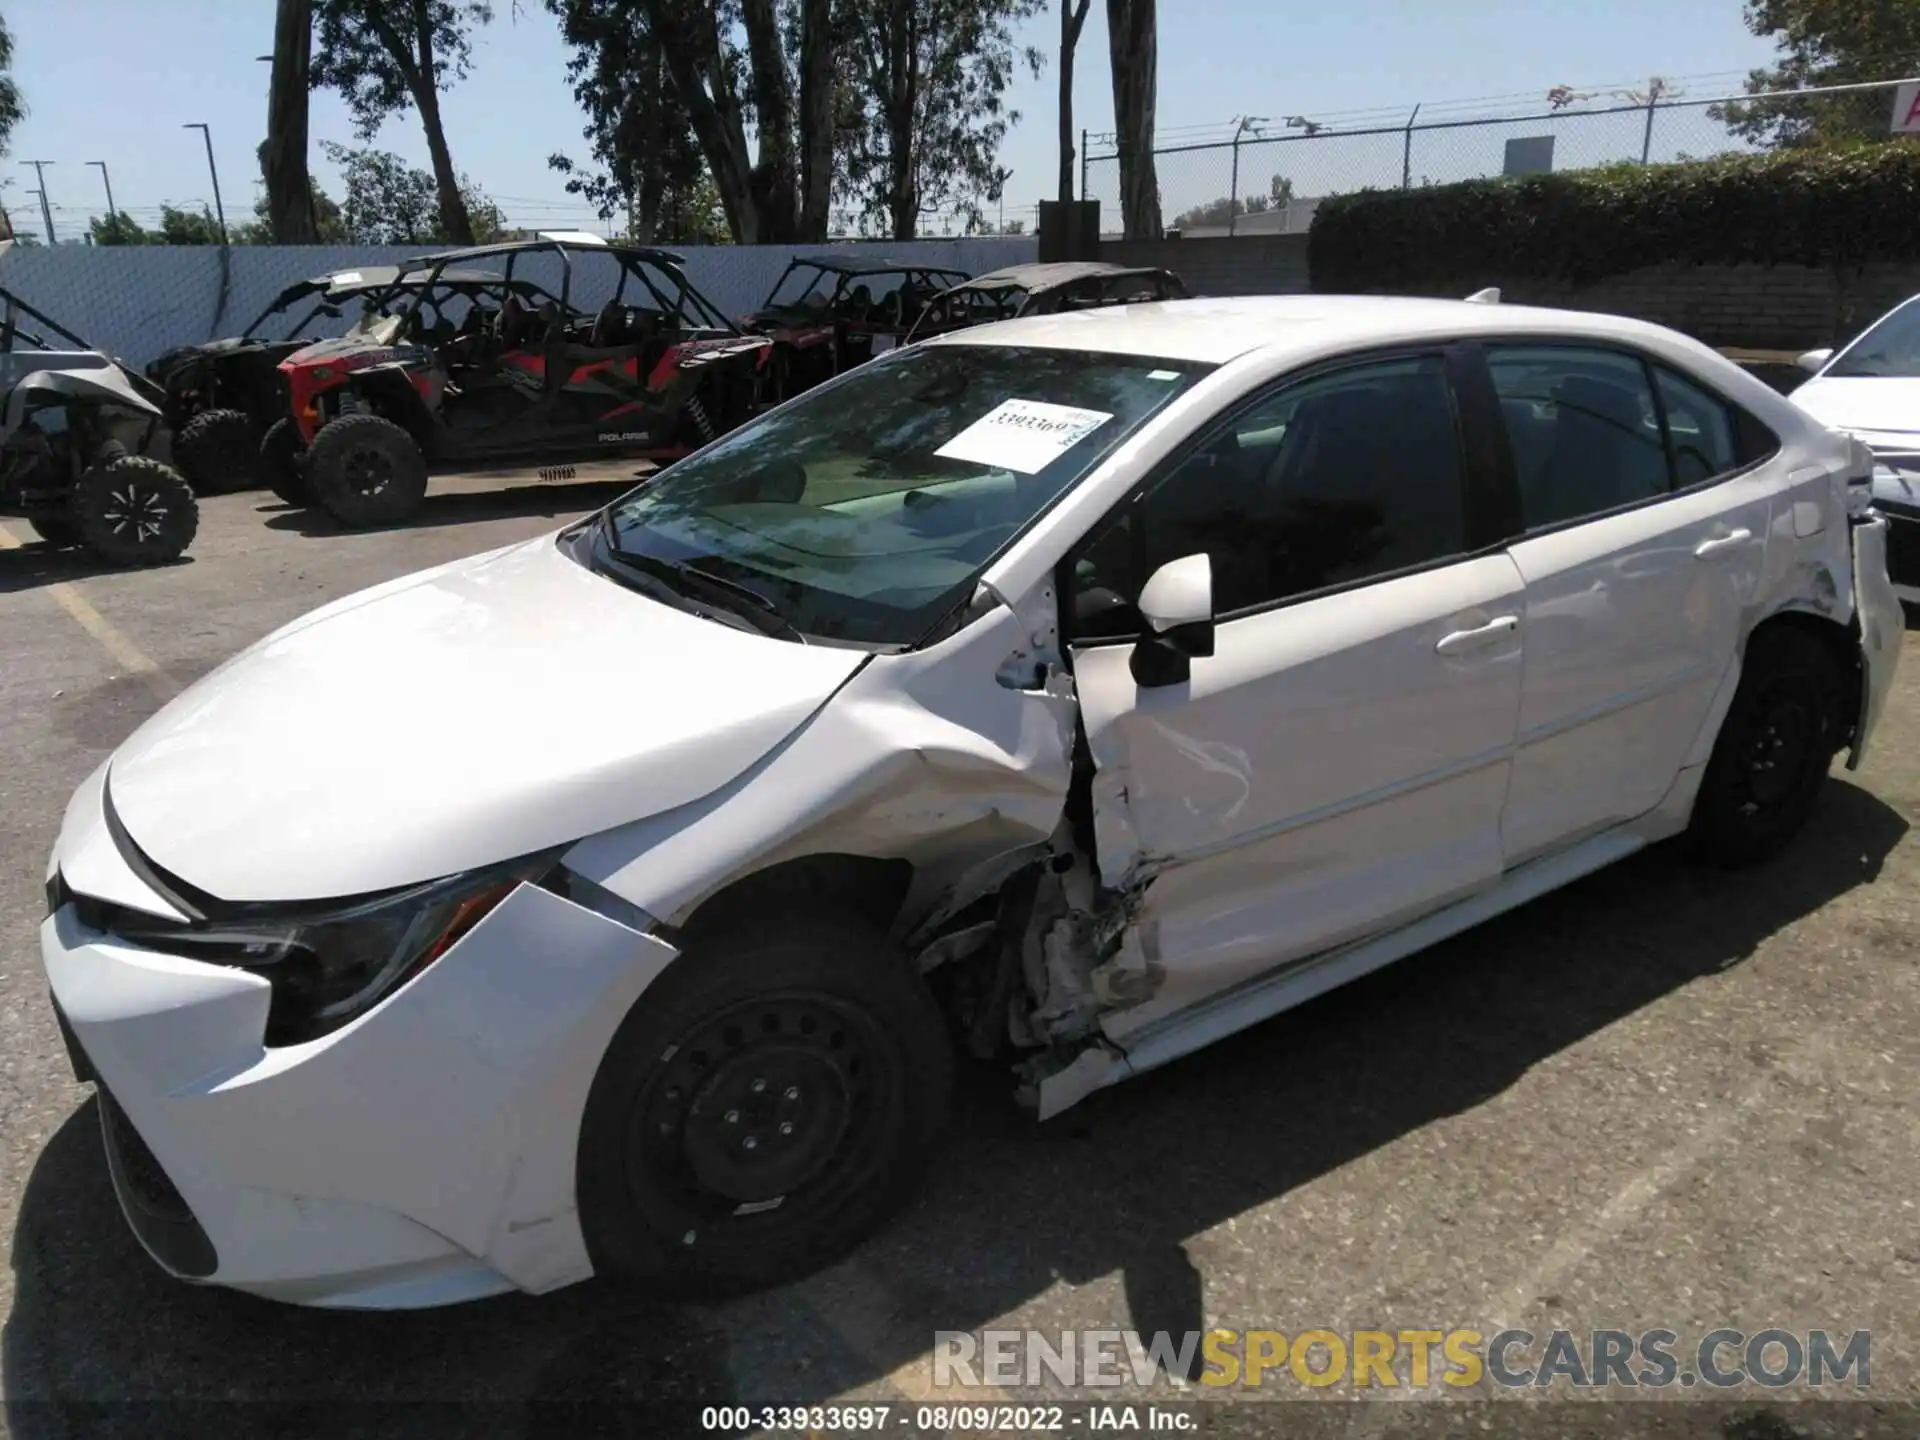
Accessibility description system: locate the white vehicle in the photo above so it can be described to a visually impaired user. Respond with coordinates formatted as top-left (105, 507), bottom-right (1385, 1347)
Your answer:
top-left (41, 296), bottom-right (1903, 1310)
top-left (1789, 297), bottom-right (1920, 601)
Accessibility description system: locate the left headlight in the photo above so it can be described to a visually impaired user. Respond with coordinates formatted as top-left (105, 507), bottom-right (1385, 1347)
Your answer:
top-left (102, 856), bottom-right (554, 1045)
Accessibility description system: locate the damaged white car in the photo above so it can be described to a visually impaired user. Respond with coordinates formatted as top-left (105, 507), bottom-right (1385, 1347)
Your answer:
top-left (41, 296), bottom-right (1903, 1310)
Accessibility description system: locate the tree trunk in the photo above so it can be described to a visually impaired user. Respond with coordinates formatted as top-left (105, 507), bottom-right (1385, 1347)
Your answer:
top-left (264, 0), bottom-right (318, 242)
top-left (885, 0), bottom-right (918, 240)
top-left (1106, 0), bottom-right (1160, 239)
top-left (740, 0), bottom-right (800, 242)
top-left (407, 0), bottom-right (474, 243)
top-left (647, 0), bottom-right (759, 242)
top-left (634, 38), bottom-right (664, 243)
top-left (1058, 0), bottom-right (1089, 205)
top-left (798, 0), bottom-right (836, 241)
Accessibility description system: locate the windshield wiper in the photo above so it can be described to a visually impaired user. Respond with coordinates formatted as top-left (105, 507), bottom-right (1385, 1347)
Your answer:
top-left (594, 514), bottom-right (805, 643)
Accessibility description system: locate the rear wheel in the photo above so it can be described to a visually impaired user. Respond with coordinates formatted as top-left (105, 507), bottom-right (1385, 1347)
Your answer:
top-left (577, 913), bottom-right (953, 1298)
top-left (305, 413), bottom-right (428, 528)
top-left (72, 456), bottom-right (198, 565)
top-left (173, 408), bottom-right (259, 495)
top-left (260, 417), bottom-right (308, 506)
top-left (1688, 626), bottom-right (1847, 867)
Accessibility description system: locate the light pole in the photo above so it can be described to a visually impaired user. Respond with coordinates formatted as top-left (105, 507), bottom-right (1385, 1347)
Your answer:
top-left (18, 161), bottom-right (56, 244)
top-left (183, 122), bottom-right (229, 245)
top-left (88, 161), bottom-right (118, 224)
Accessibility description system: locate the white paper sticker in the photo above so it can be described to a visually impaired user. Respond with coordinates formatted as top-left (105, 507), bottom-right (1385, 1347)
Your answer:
top-left (1147, 369), bottom-right (1180, 380)
top-left (934, 399), bottom-right (1114, 474)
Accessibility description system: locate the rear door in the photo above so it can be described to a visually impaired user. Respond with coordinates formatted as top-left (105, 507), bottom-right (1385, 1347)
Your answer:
top-left (1069, 350), bottom-right (1528, 1030)
top-left (1480, 343), bottom-right (1774, 866)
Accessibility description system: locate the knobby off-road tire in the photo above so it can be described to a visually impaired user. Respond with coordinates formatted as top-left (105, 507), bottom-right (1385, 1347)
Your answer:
top-left (173, 408), bottom-right (260, 496)
top-left (260, 417), bottom-right (309, 506)
top-left (577, 913), bottom-right (954, 1298)
top-left (1688, 625), bottom-right (1848, 868)
top-left (305, 413), bottom-right (429, 528)
top-left (72, 456), bottom-right (198, 565)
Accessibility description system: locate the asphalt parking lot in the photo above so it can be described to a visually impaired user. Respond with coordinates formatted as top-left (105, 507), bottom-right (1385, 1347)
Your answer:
top-left (2, 477), bottom-right (1919, 1439)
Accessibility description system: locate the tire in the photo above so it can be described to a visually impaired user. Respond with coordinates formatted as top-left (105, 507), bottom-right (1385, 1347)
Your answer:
top-left (260, 417), bottom-right (309, 506)
top-left (577, 913), bottom-right (954, 1298)
top-left (173, 408), bottom-right (259, 496)
top-left (1687, 626), bottom-right (1848, 868)
top-left (72, 456), bottom-right (199, 566)
top-left (26, 512), bottom-right (81, 547)
top-left (305, 413), bottom-right (429, 528)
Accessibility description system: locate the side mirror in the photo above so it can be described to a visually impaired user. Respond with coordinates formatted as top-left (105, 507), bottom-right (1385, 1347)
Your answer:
top-left (1131, 552), bottom-right (1215, 688)
top-left (1796, 348), bottom-right (1833, 375)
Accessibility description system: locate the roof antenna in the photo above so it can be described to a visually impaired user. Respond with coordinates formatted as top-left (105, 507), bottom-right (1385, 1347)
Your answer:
top-left (1465, 287), bottom-right (1501, 304)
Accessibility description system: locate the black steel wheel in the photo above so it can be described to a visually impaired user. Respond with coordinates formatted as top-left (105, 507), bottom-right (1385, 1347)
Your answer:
top-left (1688, 625), bottom-right (1847, 867)
top-left (71, 456), bottom-right (198, 566)
top-left (578, 913), bottom-right (952, 1297)
top-left (305, 413), bottom-right (428, 528)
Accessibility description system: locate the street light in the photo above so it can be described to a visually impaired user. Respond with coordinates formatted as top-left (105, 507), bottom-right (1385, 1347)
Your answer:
top-left (1227, 116), bottom-right (1270, 237)
top-left (17, 161), bottom-right (55, 244)
top-left (182, 122), bottom-right (229, 246)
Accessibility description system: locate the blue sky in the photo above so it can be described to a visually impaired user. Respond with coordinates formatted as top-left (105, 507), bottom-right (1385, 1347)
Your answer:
top-left (2, 0), bottom-right (1785, 242)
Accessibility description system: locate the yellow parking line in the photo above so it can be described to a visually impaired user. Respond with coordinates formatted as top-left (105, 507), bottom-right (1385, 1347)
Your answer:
top-left (0, 523), bottom-right (181, 702)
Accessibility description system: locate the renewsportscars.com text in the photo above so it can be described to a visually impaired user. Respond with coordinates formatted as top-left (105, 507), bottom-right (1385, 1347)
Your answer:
top-left (932, 1327), bottom-right (1871, 1391)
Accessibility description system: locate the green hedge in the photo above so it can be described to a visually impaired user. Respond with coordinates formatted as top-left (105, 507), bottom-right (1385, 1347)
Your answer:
top-left (1307, 141), bottom-right (1920, 293)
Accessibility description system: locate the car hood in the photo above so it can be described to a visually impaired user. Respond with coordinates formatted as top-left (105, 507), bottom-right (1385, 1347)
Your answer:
top-left (1791, 376), bottom-right (1920, 445)
top-left (105, 534), bottom-right (867, 903)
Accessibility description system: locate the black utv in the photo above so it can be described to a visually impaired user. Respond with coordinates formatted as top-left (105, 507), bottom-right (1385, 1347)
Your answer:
top-left (145, 265), bottom-right (480, 497)
top-left (1, 288), bottom-right (197, 565)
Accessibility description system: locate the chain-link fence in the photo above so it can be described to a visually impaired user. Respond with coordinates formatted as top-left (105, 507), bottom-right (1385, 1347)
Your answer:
top-left (1084, 76), bottom-right (1920, 238)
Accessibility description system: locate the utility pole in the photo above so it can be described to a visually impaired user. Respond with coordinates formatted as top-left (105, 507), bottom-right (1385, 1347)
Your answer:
top-left (1227, 117), bottom-right (1269, 237)
top-left (88, 161), bottom-right (118, 223)
top-left (18, 161), bottom-right (56, 243)
top-left (183, 123), bottom-right (230, 245)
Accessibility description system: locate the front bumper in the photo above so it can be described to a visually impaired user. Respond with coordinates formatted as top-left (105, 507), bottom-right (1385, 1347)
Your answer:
top-left (1850, 514), bottom-right (1903, 769)
top-left (41, 792), bottom-right (678, 1309)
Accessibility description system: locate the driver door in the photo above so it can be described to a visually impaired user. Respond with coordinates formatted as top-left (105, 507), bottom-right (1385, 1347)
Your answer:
top-left (1067, 352), bottom-right (1527, 1031)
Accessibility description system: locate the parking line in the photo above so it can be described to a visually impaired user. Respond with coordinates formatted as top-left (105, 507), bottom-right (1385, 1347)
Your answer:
top-left (0, 523), bottom-right (181, 703)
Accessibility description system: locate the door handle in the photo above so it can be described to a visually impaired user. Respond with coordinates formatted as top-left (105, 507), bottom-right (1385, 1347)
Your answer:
top-left (1694, 527), bottom-right (1752, 560)
top-left (1435, 614), bottom-right (1518, 656)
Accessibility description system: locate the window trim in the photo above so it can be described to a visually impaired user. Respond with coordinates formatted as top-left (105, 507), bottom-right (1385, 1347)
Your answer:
top-left (1460, 336), bottom-right (1782, 546)
top-left (1058, 342), bottom-right (1497, 648)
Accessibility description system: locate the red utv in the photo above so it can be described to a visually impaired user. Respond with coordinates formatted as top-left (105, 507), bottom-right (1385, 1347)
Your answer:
top-left (283, 237), bottom-right (771, 528)
top-left (270, 264), bottom-right (568, 505)
top-left (741, 254), bottom-right (971, 400)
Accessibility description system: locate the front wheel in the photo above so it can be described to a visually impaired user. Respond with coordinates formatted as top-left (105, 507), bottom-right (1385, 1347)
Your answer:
top-left (305, 412), bottom-right (428, 528)
top-left (1688, 626), bottom-right (1847, 867)
top-left (72, 456), bottom-right (199, 565)
top-left (260, 417), bottom-right (308, 506)
top-left (577, 914), bottom-right (953, 1298)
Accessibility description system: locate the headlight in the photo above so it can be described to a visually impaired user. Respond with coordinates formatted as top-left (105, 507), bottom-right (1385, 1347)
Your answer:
top-left (101, 856), bottom-right (554, 1045)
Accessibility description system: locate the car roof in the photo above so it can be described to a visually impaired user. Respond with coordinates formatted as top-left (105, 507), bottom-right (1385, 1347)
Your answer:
top-left (419, 238), bottom-right (688, 266)
top-left (948, 260), bottom-right (1145, 293)
top-left (787, 253), bottom-right (970, 277)
top-left (924, 294), bottom-right (1714, 366)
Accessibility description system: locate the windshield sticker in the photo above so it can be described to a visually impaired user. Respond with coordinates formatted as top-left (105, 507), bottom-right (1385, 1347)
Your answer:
top-left (1147, 369), bottom-right (1180, 380)
top-left (934, 399), bottom-right (1114, 474)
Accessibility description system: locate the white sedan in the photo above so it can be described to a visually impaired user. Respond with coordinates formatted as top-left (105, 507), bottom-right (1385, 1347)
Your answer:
top-left (1789, 297), bottom-right (1920, 602)
top-left (41, 295), bottom-right (1903, 1310)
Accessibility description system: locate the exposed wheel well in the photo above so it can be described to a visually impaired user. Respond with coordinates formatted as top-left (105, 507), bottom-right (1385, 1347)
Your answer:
top-left (675, 853), bottom-right (916, 944)
top-left (1745, 607), bottom-right (1861, 740)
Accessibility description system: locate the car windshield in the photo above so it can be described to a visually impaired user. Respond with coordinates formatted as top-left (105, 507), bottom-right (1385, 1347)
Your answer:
top-left (596, 344), bottom-right (1211, 647)
top-left (1827, 298), bottom-right (1920, 378)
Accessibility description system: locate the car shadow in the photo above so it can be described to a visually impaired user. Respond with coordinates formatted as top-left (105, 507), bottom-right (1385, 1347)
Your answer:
top-left (3, 780), bottom-right (1908, 1433)
top-left (0, 540), bottom-right (193, 596)
top-left (259, 479), bottom-right (641, 539)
